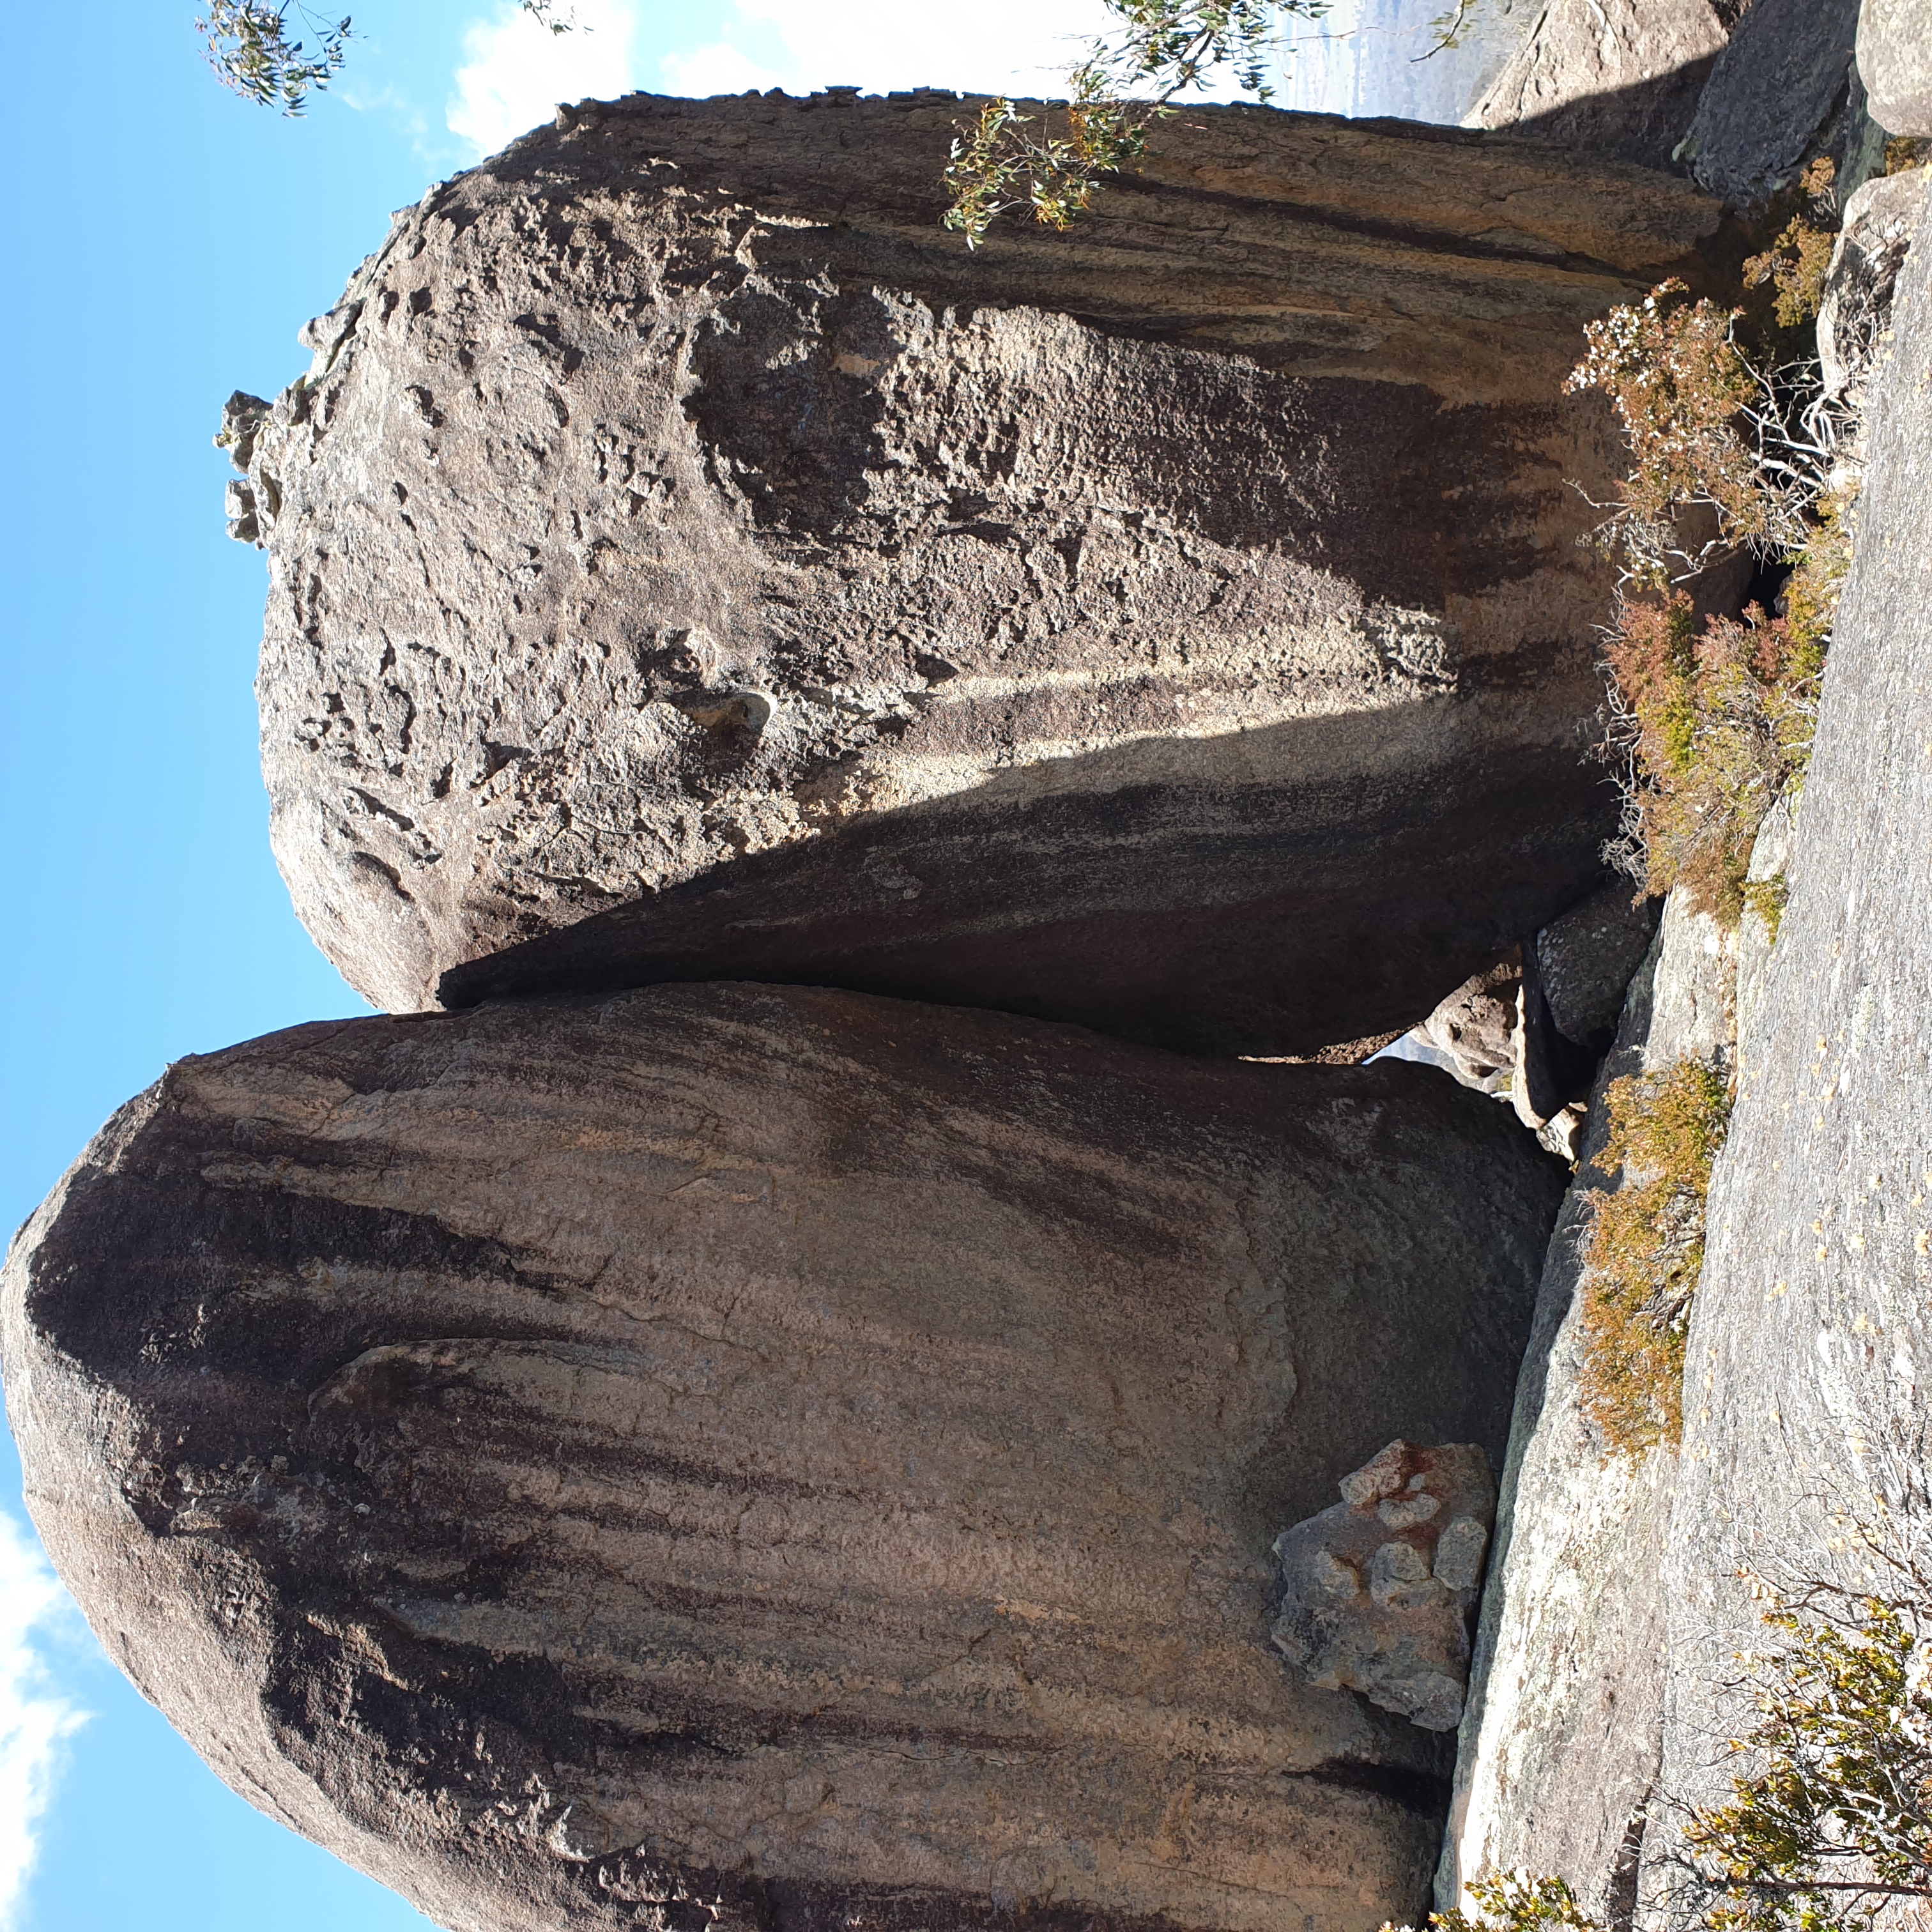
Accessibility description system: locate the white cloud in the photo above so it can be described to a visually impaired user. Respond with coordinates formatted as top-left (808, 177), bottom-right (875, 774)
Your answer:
top-left (337, 77), bottom-right (434, 144)
top-left (661, 0), bottom-right (1123, 102)
top-left (337, 75), bottom-right (459, 169)
top-left (448, 0), bottom-right (1286, 157)
top-left (660, 40), bottom-right (788, 98)
top-left (448, 0), bottom-right (1345, 161)
top-left (0, 1510), bottom-right (85, 1931)
top-left (448, 0), bottom-right (647, 157)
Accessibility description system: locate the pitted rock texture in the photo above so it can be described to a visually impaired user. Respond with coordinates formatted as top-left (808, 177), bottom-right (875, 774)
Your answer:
top-left (236, 89), bottom-right (1725, 1048)
top-left (1534, 882), bottom-right (1663, 1052)
top-left (1271, 1441), bottom-right (1496, 1733)
top-left (1505, 882), bottom-right (1662, 1158)
top-left (1416, 958), bottom-right (1521, 1096)
top-left (1859, 0), bottom-right (1932, 136)
top-left (3, 983), bottom-right (1568, 1932)
top-left (1819, 169), bottom-right (1928, 410)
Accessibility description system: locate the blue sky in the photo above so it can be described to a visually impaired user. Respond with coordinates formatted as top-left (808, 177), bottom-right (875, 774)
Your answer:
top-left (0, 2), bottom-right (1466, 1926)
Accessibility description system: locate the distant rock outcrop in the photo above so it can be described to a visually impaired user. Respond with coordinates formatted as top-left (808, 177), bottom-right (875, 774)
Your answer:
top-left (1467, 0), bottom-right (1731, 171)
top-left (1474, 0), bottom-right (1889, 209)
top-left (1281, 0), bottom-right (1543, 124)
top-left (1416, 960), bottom-right (1521, 1096)
top-left (232, 91), bottom-right (1724, 1049)
top-left (4, 984), bottom-right (1567, 1932)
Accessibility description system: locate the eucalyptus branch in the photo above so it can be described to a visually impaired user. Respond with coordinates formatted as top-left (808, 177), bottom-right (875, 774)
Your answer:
top-left (1730, 1880), bottom-right (1932, 1896)
top-left (198, 1), bottom-right (350, 114)
top-left (942, 0), bottom-right (1332, 248)
top-left (1418, 0), bottom-right (1482, 58)
top-left (199, 0), bottom-right (576, 114)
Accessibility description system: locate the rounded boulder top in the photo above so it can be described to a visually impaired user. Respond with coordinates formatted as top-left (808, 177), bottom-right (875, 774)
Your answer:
top-left (235, 90), bottom-right (1723, 1045)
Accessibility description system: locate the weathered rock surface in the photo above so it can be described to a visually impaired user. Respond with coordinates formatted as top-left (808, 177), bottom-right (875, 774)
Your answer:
top-left (1503, 883), bottom-right (1661, 1150)
top-left (1733, 792), bottom-right (1795, 1051)
top-left (1466, 0), bottom-right (1731, 171)
top-left (1444, 172), bottom-right (1929, 1931)
top-left (1439, 888), bottom-right (1736, 1922)
top-left (4, 983), bottom-right (1569, 1932)
top-left (236, 89), bottom-right (1726, 1048)
top-left (1819, 168), bottom-right (1928, 408)
top-left (1681, 0), bottom-right (1864, 205)
top-left (1859, 0), bottom-right (1932, 136)
top-left (1652, 168), bottom-right (1932, 1912)
top-left (1535, 883), bottom-right (1664, 1052)
top-left (1273, 1441), bottom-right (1497, 1734)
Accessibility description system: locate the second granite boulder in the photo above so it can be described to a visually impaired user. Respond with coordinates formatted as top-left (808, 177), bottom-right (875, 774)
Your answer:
top-left (6, 983), bottom-right (1566, 1932)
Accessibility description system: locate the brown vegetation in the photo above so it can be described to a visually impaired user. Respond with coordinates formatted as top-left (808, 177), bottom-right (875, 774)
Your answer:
top-left (1578, 1055), bottom-right (1733, 1454)
top-left (1568, 209), bottom-right (1855, 928)
top-left (1742, 158), bottom-right (1839, 331)
top-left (1600, 579), bottom-right (1830, 920)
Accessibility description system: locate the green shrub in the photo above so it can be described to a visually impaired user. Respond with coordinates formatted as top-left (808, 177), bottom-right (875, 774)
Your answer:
top-left (1567, 282), bottom-right (1768, 579)
top-left (1691, 1590), bottom-right (1932, 1932)
top-left (1781, 487), bottom-right (1853, 650)
top-left (941, 1), bottom-right (1330, 247)
top-left (1577, 1055), bottom-right (1733, 1454)
top-left (1742, 158), bottom-right (1839, 332)
top-left (1739, 874), bottom-right (1789, 941)
top-left (1602, 588), bottom-right (1825, 921)
top-left (1414, 1872), bottom-right (1598, 1932)
top-left (1409, 1579), bottom-right (1932, 1932)
top-left (1569, 221), bottom-right (1854, 914)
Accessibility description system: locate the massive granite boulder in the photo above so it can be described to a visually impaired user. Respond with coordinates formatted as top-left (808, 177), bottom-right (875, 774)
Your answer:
top-left (1679, 0), bottom-right (1870, 206)
top-left (1859, 0), bottom-right (1932, 135)
top-left (4, 984), bottom-right (1566, 1932)
top-left (233, 90), bottom-right (1725, 1049)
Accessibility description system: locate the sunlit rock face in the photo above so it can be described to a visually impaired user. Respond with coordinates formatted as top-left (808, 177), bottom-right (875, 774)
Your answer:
top-left (1444, 194), bottom-right (1932, 1925)
top-left (235, 90), bottom-right (1722, 1045)
top-left (3, 984), bottom-right (1567, 1932)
